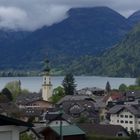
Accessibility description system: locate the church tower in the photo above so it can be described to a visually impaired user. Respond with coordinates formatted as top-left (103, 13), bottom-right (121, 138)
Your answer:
top-left (42, 60), bottom-right (53, 101)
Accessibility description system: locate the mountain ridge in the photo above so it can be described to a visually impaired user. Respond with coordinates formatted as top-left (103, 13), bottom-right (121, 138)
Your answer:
top-left (0, 7), bottom-right (140, 77)
top-left (67, 22), bottom-right (140, 77)
top-left (0, 7), bottom-right (132, 71)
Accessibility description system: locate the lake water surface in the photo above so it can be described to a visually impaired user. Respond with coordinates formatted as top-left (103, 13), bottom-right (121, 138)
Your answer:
top-left (0, 76), bottom-right (136, 92)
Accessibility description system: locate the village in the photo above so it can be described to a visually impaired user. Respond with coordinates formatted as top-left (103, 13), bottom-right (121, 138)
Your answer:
top-left (0, 62), bottom-right (139, 140)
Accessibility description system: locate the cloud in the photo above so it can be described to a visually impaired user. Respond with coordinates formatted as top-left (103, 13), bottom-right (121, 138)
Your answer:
top-left (0, 0), bottom-right (140, 31)
top-left (0, 7), bottom-right (27, 30)
top-left (0, 4), bottom-right (69, 31)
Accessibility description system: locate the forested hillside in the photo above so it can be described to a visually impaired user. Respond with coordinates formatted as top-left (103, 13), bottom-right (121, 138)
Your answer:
top-left (0, 7), bottom-right (131, 71)
top-left (67, 23), bottom-right (140, 77)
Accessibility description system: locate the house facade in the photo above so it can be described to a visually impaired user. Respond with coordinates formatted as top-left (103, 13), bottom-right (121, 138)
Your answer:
top-left (108, 104), bottom-right (140, 135)
top-left (22, 100), bottom-right (52, 109)
top-left (0, 114), bottom-right (33, 140)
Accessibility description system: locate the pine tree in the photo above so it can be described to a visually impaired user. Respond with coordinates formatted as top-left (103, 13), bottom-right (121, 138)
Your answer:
top-left (62, 73), bottom-right (76, 95)
top-left (105, 81), bottom-right (111, 94)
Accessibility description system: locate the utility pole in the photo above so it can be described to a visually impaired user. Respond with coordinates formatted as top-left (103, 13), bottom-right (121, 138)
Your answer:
top-left (59, 106), bottom-right (63, 140)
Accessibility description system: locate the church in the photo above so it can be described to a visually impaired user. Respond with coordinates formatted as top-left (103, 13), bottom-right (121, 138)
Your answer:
top-left (16, 60), bottom-right (54, 120)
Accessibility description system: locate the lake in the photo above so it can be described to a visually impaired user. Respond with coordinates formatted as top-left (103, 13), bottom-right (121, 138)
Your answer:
top-left (0, 76), bottom-right (136, 92)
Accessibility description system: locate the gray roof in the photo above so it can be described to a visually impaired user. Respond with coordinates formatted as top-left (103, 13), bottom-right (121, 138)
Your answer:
top-left (0, 102), bottom-right (20, 114)
top-left (94, 97), bottom-right (106, 109)
top-left (0, 114), bottom-right (33, 127)
top-left (57, 95), bottom-right (94, 105)
top-left (16, 92), bottom-right (42, 105)
top-left (126, 91), bottom-right (140, 99)
top-left (60, 100), bottom-right (95, 114)
top-left (78, 124), bottom-right (129, 137)
top-left (78, 87), bottom-right (104, 92)
top-left (108, 104), bottom-right (140, 116)
top-left (45, 112), bottom-right (71, 123)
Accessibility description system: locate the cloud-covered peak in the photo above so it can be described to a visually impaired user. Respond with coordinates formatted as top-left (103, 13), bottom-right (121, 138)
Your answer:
top-left (0, 5), bottom-right (69, 31)
top-left (0, 0), bottom-right (139, 31)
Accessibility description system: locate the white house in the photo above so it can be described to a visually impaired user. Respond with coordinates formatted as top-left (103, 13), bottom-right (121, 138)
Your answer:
top-left (108, 104), bottom-right (140, 135)
top-left (0, 114), bottom-right (33, 140)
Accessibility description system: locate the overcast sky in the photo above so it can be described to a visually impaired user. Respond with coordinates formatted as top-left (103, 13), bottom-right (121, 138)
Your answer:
top-left (0, 0), bottom-right (140, 31)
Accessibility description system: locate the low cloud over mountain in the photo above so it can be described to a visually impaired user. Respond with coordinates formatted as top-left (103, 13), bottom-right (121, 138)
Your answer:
top-left (0, 0), bottom-right (140, 31)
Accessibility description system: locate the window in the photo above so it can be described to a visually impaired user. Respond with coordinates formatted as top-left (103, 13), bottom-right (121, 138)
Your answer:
top-left (125, 115), bottom-right (128, 118)
top-left (125, 121), bottom-right (128, 123)
top-left (129, 121), bottom-right (133, 124)
top-left (129, 115), bottom-right (133, 118)
top-left (120, 120), bottom-right (124, 123)
top-left (117, 132), bottom-right (123, 137)
top-left (117, 120), bottom-right (119, 123)
top-left (120, 115), bottom-right (123, 118)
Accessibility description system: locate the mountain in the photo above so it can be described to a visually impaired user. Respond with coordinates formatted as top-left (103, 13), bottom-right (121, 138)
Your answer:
top-left (0, 7), bottom-right (132, 71)
top-left (68, 23), bottom-right (140, 77)
top-left (128, 10), bottom-right (140, 26)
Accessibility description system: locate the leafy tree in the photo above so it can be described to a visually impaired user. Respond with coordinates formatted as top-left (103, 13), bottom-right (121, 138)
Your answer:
top-left (20, 133), bottom-right (33, 140)
top-left (77, 115), bottom-right (88, 123)
top-left (5, 80), bottom-right (21, 100)
top-left (135, 77), bottom-right (140, 86)
top-left (128, 85), bottom-right (140, 91)
top-left (105, 81), bottom-right (111, 93)
top-left (21, 89), bottom-right (30, 95)
top-left (1, 88), bottom-right (13, 101)
top-left (51, 86), bottom-right (65, 103)
top-left (62, 73), bottom-right (77, 95)
top-left (129, 129), bottom-right (138, 140)
top-left (119, 84), bottom-right (128, 92)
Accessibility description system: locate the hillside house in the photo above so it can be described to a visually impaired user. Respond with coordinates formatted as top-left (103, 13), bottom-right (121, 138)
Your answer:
top-left (108, 104), bottom-right (140, 135)
top-left (57, 95), bottom-right (99, 123)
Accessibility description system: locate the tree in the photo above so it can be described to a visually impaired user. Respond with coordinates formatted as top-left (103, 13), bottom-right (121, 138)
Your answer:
top-left (20, 133), bottom-right (33, 140)
top-left (130, 129), bottom-right (138, 140)
top-left (1, 88), bottom-right (13, 101)
top-left (51, 86), bottom-right (65, 103)
top-left (119, 83), bottom-right (127, 92)
top-left (5, 80), bottom-right (21, 100)
top-left (62, 73), bottom-right (76, 95)
top-left (105, 81), bottom-right (111, 93)
top-left (135, 77), bottom-right (140, 86)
